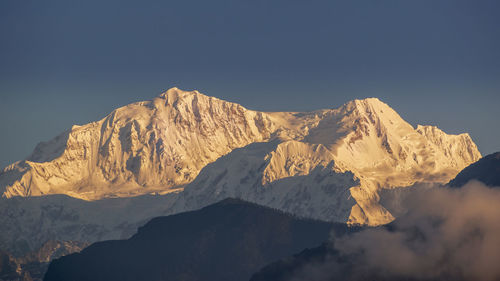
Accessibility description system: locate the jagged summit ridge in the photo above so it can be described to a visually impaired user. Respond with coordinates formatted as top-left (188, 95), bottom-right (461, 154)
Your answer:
top-left (172, 93), bottom-right (480, 225)
top-left (0, 87), bottom-right (481, 226)
top-left (1, 88), bottom-right (275, 199)
top-left (157, 86), bottom-right (206, 100)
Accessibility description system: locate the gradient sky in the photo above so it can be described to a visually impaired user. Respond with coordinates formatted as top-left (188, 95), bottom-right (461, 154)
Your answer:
top-left (0, 0), bottom-right (499, 168)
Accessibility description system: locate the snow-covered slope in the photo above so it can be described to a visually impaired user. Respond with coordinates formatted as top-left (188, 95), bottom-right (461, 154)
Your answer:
top-left (0, 88), bottom-right (481, 230)
top-left (0, 194), bottom-right (178, 256)
top-left (174, 97), bottom-right (481, 225)
top-left (0, 88), bottom-right (274, 200)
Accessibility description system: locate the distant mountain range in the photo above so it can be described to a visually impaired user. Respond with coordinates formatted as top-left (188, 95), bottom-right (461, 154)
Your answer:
top-left (0, 88), bottom-right (487, 280)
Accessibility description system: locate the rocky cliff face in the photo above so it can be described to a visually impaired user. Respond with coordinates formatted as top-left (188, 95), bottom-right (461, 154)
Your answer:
top-left (174, 97), bottom-right (481, 225)
top-left (0, 88), bottom-right (481, 230)
top-left (1, 88), bottom-right (275, 200)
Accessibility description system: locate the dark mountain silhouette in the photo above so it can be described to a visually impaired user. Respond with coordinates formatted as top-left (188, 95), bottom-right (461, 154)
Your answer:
top-left (250, 241), bottom-right (429, 281)
top-left (448, 152), bottom-right (500, 187)
top-left (44, 198), bottom-right (351, 281)
top-left (250, 242), bottom-right (338, 281)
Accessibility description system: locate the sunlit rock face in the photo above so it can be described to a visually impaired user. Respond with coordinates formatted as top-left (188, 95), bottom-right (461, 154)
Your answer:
top-left (174, 97), bottom-right (481, 225)
top-left (0, 88), bottom-right (481, 226)
top-left (0, 88), bottom-right (275, 200)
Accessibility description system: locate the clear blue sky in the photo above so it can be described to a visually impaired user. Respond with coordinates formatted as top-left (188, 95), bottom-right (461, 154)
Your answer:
top-left (1, 0), bottom-right (499, 168)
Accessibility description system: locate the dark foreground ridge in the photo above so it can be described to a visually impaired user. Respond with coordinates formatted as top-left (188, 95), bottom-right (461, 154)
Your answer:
top-left (250, 238), bottom-right (447, 281)
top-left (448, 152), bottom-right (500, 187)
top-left (250, 242), bottom-right (337, 281)
top-left (44, 198), bottom-right (351, 281)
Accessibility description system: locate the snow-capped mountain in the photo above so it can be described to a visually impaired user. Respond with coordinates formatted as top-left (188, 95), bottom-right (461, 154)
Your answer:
top-left (1, 88), bottom-right (275, 200)
top-left (0, 88), bottom-right (481, 252)
top-left (174, 97), bottom-right (481, 225)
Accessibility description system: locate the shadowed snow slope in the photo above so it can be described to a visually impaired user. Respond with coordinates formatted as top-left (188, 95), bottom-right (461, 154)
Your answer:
top-left (0, 88), bottom-right (481, 228)
top-left (0, 194), bottom-right (178, 256)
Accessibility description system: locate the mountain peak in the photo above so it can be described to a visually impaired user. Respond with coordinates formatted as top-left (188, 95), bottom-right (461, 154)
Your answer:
top-left (341, 97), bottom-right (391, 113)
top-left (0, 87), bottom-right (276, 199)
top-left (157, 87), bottom-right (204, 99)
top-left (354, 97), bottom-right (383, 105)
top-left (332, 97), bottom-right (408, 137)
